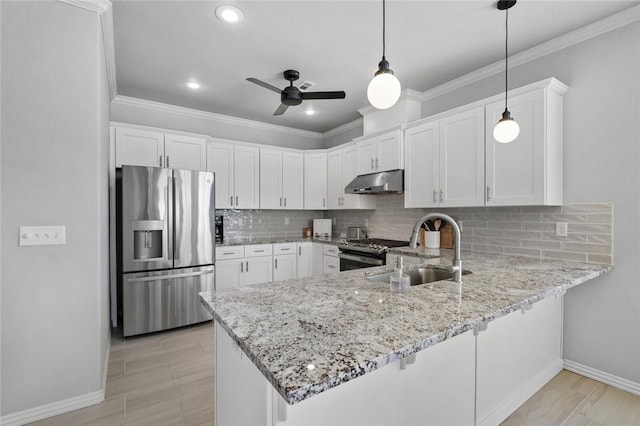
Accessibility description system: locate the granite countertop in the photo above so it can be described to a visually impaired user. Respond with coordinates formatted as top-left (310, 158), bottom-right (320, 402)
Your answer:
top-left (200, 251), bottom-right (611, 406)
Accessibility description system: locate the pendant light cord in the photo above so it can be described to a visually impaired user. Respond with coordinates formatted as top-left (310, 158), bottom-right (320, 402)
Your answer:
top-left (504, 8), bottom-right (509, 111)
top-left (382, 0), bottom-right (386, 59)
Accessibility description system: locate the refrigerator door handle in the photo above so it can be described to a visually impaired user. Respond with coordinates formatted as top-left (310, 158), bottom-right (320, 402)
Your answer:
top-left (167, 174), bottom-right (174, 261)
top-left (126, 268), bottom-right (214, 283)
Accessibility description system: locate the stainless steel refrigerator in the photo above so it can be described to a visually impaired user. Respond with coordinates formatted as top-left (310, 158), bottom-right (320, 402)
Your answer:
top-left (117, 165), bottom-right (215, 337)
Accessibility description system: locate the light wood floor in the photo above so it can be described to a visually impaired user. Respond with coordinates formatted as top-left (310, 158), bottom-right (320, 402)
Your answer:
top-left (29, 321), bottom-right (639, 425)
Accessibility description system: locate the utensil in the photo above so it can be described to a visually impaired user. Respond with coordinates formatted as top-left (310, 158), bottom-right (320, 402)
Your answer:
top-left (434, 219), bottom-right (442, 231)
top-left (426, 220), bottom-right (434, 231)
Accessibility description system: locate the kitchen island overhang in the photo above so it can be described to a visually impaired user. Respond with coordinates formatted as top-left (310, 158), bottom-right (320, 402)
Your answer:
top-left (200, 250), bottom-right (611, 425)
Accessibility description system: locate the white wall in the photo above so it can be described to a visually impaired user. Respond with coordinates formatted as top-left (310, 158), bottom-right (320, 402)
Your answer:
top-left (1, 0), bottom-right (110, 418)
top-left (420, 22), bottom-right (640, 384)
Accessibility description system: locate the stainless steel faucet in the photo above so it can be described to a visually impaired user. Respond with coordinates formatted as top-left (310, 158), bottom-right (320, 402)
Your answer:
top-left (409, 213), bottom-right (463, 283)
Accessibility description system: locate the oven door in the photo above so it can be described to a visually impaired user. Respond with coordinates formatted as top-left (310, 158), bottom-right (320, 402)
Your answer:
top-left (339, 252), bottom-right (384, 271)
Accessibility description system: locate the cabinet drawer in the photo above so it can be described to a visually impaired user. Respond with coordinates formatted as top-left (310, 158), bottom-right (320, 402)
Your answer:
top-left (216, 246), bottom-right (244, 260)
top-left (244, 244), bottom-right (273, 258)
top-left (323, 244), bottom-right (340, 257)
top-left (273, 242), bottom-right (297, 255)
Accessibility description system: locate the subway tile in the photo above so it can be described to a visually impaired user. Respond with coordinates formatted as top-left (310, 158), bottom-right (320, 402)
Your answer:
top-left (503, 213), bottom-right (542, 222)
top-left (521, 240), bottom-right (563, 250)
top-left (485, 237), bottom-right (522, 247)
top-left (472, 228), bottom-right (505, 238)
top-left (562, 242), bottom-right (612, 254)
top-left (471, 244), bottom-right (504, 254)
top-left (541, 232), bottom-right (588, 243)
top-left (502, 230), bottom-right (542, 241)
top-left (542, 250), bottom-right (588, 262)
top-left (522, 222), bottom-right (556, 232)
top-left (487, 221), bottom-right (522, 230)
top-left (587, 254), bottom-right (613, 265)
top-left (540, 213), bottom-right (588, 223)
top-left (561, 203), bottom-right (612, 214)
top-left (587, 214), bottom-right (613, 224)
top-left (588, 234), bottom-right (612, 244)
top-left (504, 247), bottom-right (542, 258)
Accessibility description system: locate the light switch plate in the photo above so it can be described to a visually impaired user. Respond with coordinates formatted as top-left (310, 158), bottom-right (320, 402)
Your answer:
top-left (19, 226), bottom-right (66, 246)
top-left (555, 222), bottom-right (568, 237)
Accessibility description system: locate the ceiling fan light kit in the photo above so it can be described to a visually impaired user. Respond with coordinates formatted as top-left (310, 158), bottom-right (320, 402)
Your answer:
top-left (367, 0), bottom-right (401, 110)
top-left (493, 0), bottom-right (520, 144)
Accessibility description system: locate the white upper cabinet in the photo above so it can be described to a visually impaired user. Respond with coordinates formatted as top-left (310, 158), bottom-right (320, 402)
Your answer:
top-left (260, 148), bottom-right (303, 210)
top-left (115, 126), bottom-right (206, 170)
top-left (304, 151), bottom-right (327, 210)
top-left (404, 107), bottom-right (484, 208)
top-left (207, 139), bottom-right (260, 209)
top-left (328, 145), bottom-right (376, 210)
top-left (485, 83), bottom-right (564, 206)
top-left (355, 128), bottom-right (403, 175)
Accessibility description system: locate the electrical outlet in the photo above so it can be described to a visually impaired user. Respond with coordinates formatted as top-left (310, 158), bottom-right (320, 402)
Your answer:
top-left (555, 222), bottom-right (568, 237)
top-left (284, 217), bottom-right (289, 225)
top-left (364, 218), bottom-right (369, 227)
top-left (19, 226), bottom-right (66, 246)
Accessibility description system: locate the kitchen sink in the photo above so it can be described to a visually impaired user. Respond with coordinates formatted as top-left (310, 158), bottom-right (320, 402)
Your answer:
top-left (366, 266), bottom-right (471, 286)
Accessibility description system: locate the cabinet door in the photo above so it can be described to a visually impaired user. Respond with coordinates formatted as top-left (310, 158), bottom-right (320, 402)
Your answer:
top-left (312, 243), bottom-right (324, 276)
top-left (327, 149), bottom-right (343, 209)
top-left (282, 151), bottom-right (304, 209)
top-left (404, 121), bottom-right (439, 208)
top-left (342, 146), bottom-right (361, 209)
top-left (244, 256), bottom-right (272, 285)
top-left (304, 152), bottom-right (327, 209)
top-left (273, 254), bottom-right (297, 282)
top-left (322, 255), bottom-right (340, 274)
top-left (260, 148), bottom-right (283, 209)
top-left (297, 242), bottom-right (313, 278)
top-left (439, 107), bottom-right (485, 207)
top-left (378, 131), bottom-right (403, 171)
top-left (115, 127), bottom-right (164, 168)
top-left (206, 141), bottom-right (234, 209)
top-left (234, 145), bottom-right (260, 209)
top-left (215, 259), bottom-right (242, 291)
top-left (356, 138), bottom-right (377, 175)
top-left (485, 90), bottom-right (545, 206)
top-left (164, 133), bottom-right (206, 171)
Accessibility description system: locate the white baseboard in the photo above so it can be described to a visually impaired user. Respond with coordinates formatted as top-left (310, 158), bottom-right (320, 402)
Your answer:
top-left (564, 359), bottom-right (640, 396)
top-left (1, 338), bottom-right (111, 426)
top-left (477, 359), bottom-right (564, 426)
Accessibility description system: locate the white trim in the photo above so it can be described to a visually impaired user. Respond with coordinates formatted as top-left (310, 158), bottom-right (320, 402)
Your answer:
top-left (564, 359), bottom-right (640, 396)
top-left (112, 95), bottom-right (323, 140)
top-left (0, 389), bottom-right (105, 426)
top-left (58, 0), bottom-right (111, 14)
top-left (420, 4), bottom-right (640, 102)
top-left (477, 359), bottom-right (563, 426)
top-left (322, 118), bottom-right (362, 139)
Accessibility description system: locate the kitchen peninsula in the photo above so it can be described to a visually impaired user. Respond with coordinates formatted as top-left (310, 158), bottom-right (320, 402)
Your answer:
top-left (200, 250), bottom-right (611, 426)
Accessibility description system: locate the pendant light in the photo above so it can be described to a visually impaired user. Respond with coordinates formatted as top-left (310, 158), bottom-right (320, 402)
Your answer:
top-left (493, 0), bottom-right (519, 143)
top-left (367, 0), bottom-right (401, 110)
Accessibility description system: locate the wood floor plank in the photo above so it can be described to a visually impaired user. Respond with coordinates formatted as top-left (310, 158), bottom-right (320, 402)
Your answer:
top-left (105, 364), bottom-right (172, 399)
top-left (575, 384), bottom-right (640, 425)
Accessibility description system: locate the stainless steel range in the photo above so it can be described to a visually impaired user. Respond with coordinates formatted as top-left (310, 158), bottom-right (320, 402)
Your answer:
top-left (337, 238), bottom-right (409, 271)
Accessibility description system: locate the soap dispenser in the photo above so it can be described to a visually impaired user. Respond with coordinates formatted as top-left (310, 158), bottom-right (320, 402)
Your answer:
top-left (390, 256), bottom-right (410, 293)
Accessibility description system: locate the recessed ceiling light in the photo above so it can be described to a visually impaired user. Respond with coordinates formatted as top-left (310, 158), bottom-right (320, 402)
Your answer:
top-left (215, 5), bottom-right (245, 24)
top-left (184, 80), bottom-right (201, 90)
top-left (305, 109), bottom-right (315, 116)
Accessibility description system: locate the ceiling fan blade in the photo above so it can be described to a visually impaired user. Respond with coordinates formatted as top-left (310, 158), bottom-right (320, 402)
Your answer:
top-left (246, 78), bottom-right (282, 94)
top-left (273, 104), bottom-right (289, 116)
top-left (301, 91), bottom-right (346, 100)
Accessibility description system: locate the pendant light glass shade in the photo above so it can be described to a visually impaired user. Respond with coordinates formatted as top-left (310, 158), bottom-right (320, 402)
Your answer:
top-left (367, 59), bottom-right (401, 109)
top-left (493, 110), bottom-right (520, 143)
top-left (493, 0), bottom-right (518, 143)
top-left (367, 0), bottom-right (400, 110)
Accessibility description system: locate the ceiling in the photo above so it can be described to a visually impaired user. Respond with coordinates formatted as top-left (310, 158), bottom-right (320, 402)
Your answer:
top-left (112, 1), bottom-right (638, 133)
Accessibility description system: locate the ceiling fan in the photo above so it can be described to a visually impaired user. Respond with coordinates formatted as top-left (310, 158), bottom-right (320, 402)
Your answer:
top-left (246, 70), bottom-right (346, 116)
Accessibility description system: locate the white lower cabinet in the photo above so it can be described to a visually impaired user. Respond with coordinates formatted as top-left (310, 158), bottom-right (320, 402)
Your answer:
top-left (296, 242), bottom-right (313, 278)
top-left (273, 243), bottom-right (297, 282)
top-left (475, 295), bottom-right (563, 426)
top-left (215, 258), bottom-right (243, 291)
top-left (322, 245), bottom-right (340, 275)
top-left (215, 245), bottom-right (272, 288)
top-left (312, 243), bottom-right (324, 276)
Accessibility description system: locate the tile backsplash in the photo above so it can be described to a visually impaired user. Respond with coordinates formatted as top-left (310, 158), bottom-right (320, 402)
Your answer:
top-left (218, 209), bottom-right (324, 242)
top-left (327, 194), bottom-right (613, 264)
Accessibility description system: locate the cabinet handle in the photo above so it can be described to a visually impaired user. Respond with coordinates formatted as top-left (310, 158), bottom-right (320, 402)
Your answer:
top-left (246, 261), bottom-right (249, 272)
top-left (275, 259), bottom-right (278, 268)
top-left (230, 196), bottom-right (234, 206)
top-left (253, 249), bottom-right (265, 253)
top-left (439, 189), bottom-right (444, 203)
top-left (223, 251), bottom-right (235, 255)
top-left (280, 248), bottom-right (290, 251)
top-left (240, 262), bottom-right (243, 273)
top-left (299, 246), bottom-right (301, 256)
top-left (328, 265), bottom-right (336, 269)
top-left (284, 197), bottom-right (287, 207)
top-left (375, 157), bottom-right (379, 169)
top-left (280, 197), bottom-right (282, 207)
top-left (323, 198), bottom-right (325, 208)
top-left (159, 155), bottom-right (163, 167)
top-left (433, 190), bottom-right (437, 203)
top-left (236, 195), bottom-right (239, 206)
top-left (371, 158), bottom-right (374, 170)
top-left (166, 156), bottom-right (170, 168)
top-left (486, 185), bottom-right (491, 202)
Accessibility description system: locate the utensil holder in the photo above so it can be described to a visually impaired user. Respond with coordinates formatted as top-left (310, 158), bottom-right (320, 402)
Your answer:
top-left (425, 231), bottom-right (440, 249)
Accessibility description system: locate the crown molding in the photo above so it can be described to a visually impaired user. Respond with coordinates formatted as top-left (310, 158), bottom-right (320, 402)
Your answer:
top-left (420, 4), bottom-right (640, 102)
top-left (112, 95), bottom-right (323, 140)
top-left (58, 0), bottom-right (117, 100)
top-left (322, 118), bottom-right (362, 139)
top-left (357, 88), bottom-right (423, 116)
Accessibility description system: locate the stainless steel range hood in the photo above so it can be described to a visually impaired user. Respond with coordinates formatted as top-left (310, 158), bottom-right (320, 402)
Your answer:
top-left (345, 169), bottom-right (404, 194)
